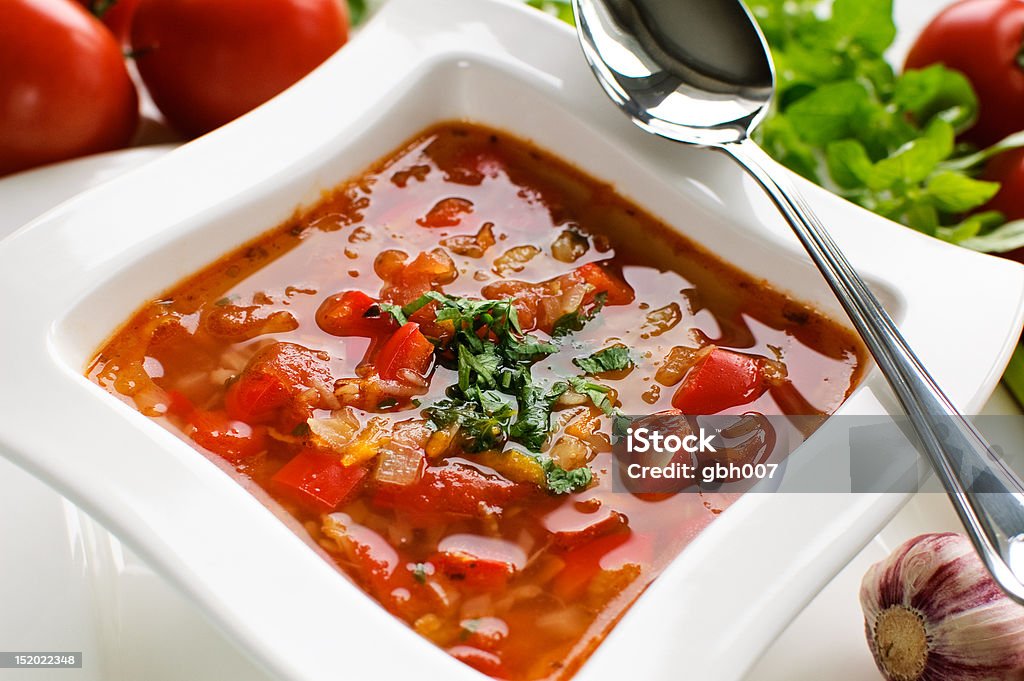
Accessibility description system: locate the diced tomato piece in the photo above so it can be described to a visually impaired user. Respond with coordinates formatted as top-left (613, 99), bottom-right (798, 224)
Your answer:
top-left (316, 290), bottom-right (396, 338)
top-left (671, 347), bottom-right (768, 415)
top-left (417, 197), bottom-right (474, 228)
top-left (202, 303), bottom-right (298, 342)
top-left (575, 262), bottom-right (634, 305)
top-left (447, 646), bottom-right (508, 678)
top-left (224, 342), bottom-right (333, 426)
top-left (271, 449), bottom-right (367, 513)
top-left (543, 504), bottom-right (629, 550)
top-left (188, 408), bottom-right (267, 462)
top-left (432, 550), bottom-right (514, 590)
top-left (481, 273), bottom-right (593, 333)
top-left (432, 535), bottom-right (525, 590)
top-left (372, 462), bottom-right (529, 517)
top-left (379, 249), bottom-right (456, 308)
top-left (167, 391), bottom-right (268, 462)
top-left (375, 322), bottom-right (435, 380)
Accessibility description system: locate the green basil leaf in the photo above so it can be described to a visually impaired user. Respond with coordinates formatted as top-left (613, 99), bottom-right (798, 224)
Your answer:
top-left (868, 119), bottom-right (954, 189)
top-left (787, 80), bottom-right (872, 146)
top-left (940, 130), bottom-right (1024, 172)
top-left (753, 114), bottom-right (821, 182)
top-left (959, 221), bottom-right (1024, 253)
top-left (925, 171), bottom-right (1000, 213)
top-left (830, 0), bottom-right (896, 55)
top-left (826, 140), bottom-right (873, 189)
top-left (901, 201), bottom-right (940, 236)
top-left (935, 211), bottom-right (1002, 244)
top-left (895, 65), bottom-right (978, 133)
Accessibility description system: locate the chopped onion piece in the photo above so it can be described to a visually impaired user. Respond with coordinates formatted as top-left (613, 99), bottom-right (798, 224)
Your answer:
top-left (375, 445), bottom-right (425, 487)
top-left (655, 345), bottom-right (711, 386)
top-left (549, 434), bottom-right (594, 471)
top-left (641, 302), bottom-right (683, 338)
top-left (493, 245), bottom-right (540, 276)
top-left (307, 408), bottom-right (360, 451)
top-left (554, 390), bottom-right (589, 408)
top-left (550, 229), bottom-right (590, 263)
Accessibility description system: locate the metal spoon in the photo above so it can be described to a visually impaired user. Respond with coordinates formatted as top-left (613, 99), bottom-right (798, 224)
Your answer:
top-left (572, 0), bottom-right (1024, 602)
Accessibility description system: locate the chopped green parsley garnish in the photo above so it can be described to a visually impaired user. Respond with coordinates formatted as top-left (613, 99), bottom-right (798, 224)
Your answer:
top-left (384, 291), bottom-right (614, 495)
top-left (572, 346), bottom-right (633, 375)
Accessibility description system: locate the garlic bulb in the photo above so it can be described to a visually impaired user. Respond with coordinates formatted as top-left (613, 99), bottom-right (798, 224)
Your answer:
top-left (860, 533), bottom-right (1024, 681)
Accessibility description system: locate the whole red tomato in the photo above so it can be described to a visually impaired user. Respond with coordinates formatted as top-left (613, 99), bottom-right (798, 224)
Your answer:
top-left (0, 0), bottom-right (138, 177)
top-left (981, 148), bottom-right (1024, 263)
top-left (131, 0), bottom-right (349, 138)
top-left (905, 0), bottom-right (1024, 148)
top-left (982, 148), bottom-right (1024, 221)
top-left (77, 0), bottom-right (141, 43)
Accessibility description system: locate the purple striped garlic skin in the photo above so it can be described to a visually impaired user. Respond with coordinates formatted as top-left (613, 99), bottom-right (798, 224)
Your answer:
top-left (860, 532), bottom-right (1024, 681)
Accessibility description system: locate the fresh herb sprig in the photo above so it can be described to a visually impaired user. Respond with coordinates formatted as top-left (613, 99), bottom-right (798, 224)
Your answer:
top-left (542, 458), bottom-right (593, 495)
top-left (745, 0), bottom-right (1024, 253)
top-left (385, 291), bottom-right (597, 493)
top-left (573, 345), bottom-right (633, 375)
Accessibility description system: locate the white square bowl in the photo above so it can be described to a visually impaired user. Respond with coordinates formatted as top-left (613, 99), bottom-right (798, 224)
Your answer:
top-left (1, 0), bottom-right (1023, 679)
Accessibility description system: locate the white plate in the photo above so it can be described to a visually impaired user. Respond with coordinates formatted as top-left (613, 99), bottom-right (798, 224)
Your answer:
top-left (5, 146), bottom-right (1018, 681)
top-left (0, 146), bottom-right (174, 238)
top-left (1, 0), bottom-right (1022, 680)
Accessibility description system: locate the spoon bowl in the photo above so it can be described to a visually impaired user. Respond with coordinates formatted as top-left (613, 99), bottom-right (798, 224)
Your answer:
top-left (574, 0), bottom-right (773, 144)
top-left (573, 0), bottom-right (1024, 603)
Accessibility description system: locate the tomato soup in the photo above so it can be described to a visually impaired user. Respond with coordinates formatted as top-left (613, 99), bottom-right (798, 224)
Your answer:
top-left (88, 123), bottom-right (863, 680)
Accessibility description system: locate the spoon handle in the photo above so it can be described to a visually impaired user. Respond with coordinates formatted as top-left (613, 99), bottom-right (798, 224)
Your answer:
top-left (724, 137), bottom-right (1024, 603)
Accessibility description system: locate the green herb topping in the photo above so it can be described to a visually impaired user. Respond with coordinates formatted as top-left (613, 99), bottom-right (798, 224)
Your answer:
top-left (573, 346), bottom-right (633, 375)
top-left (384, 291), bottom-right (610, 495)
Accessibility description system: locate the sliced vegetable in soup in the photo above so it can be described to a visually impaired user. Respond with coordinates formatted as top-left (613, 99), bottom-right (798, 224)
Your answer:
top-left (88, 123), bottom-right (863, 680)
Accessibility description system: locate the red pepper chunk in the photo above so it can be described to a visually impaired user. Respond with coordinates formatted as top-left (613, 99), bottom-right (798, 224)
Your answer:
top-left (576, 262), bottom-right (635, 305)
top-left (372, 462), bottom-right (529, 517)
top-left (224, 342), bottom-right (333, 426)
top-left (416, 197), bottom-right (474, 228)
top-left (433, 535), bottom-right (526, 590)
top-left (544, 505), bottom-right (629, 550)
top-left (188, 409), bottom-right (267, 462)
top-left (433, 551), bottom-right (514, 590)
top-left (316, 290), bottom-right (396, 338)
top-left (375, 322), bottom-right (434, 381)
top-left (271, 449), bottom-right (367, 513)
top-left (671, 347), bottom-right (768, 415)
top-left (168, 391), bottom-right (267, 462)
top-left (379, 249), bottom-right (457, 307)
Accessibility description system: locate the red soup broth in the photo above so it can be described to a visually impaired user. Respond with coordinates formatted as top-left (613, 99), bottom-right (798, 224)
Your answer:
top-left (88, 122), bottom-right (864, 680)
